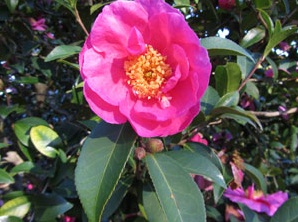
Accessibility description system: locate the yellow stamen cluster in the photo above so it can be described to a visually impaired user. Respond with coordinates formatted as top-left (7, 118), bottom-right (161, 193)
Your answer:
top-left (124, 45), bottom-right (172, 99)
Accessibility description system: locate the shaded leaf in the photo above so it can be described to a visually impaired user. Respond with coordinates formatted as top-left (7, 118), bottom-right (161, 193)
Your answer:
top-left (166, 149), bottom-right (226, 188)
top-left (244, 81), bottom-right (259, 99)
top-left (4, 0), bottom-right (19, 13)
top-left (253, 0), bottom-right (272, 9)
top-left (244, 163), bottom-right (267, 194)
top-left (239, 204), bottom-right (266, 222)
top-left (146, 153), bottom-right (206, 222)
top-left (201, 37), bottom-right (254, 62)
top-left (75, 122), bottom-right (136, 222)
top-left (143, 183), bottom-right (168, 222)
top-left (200, 86), bottom-right (220, 115)
top-left (0, 168), bottom-right (15, 184)
top-left (271, 197), bottom-right (298, 222)
top-left (30, 125), bottom-right (61, 158)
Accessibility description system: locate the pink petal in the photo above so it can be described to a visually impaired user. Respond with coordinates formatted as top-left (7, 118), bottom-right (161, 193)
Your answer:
top-left (84, 82), bottom-right (127, 124)
top-left (127, 27), bottom-right (146, 55)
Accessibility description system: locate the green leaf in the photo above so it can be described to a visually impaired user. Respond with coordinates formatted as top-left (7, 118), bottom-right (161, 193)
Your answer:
top-left (90, 2), bottom-right (111, 14)
top-left (201, 37), bottom-right (255, 62)
top-left (10, 161), bottom-right (44, 175)
top-left (75, 122), bottom-right (136, 222)
top-left (239, 204), bottom-right (266, 222)
top-left (215, 63), bottom-right (242, 96)
top-left (30, 193), bottom-right (73, 221)
top-left (215, 91), bottom-right (240, 107)
top-left (263, 21), bottom-right (298, 58)
top-left (200, 86), bottom-right (220, 115)
top-left (143, 183), bottom-right (168, 222)
top-left (13, 117), bottom-right (49, 147)
top-left (0, 168), bottom-right (15, 184)
top-left (240, 27), bottom-right (266, 48)
top-left (0, 143), bottom-right (9, 149)
top-left (253, 0), bottom-right (272, 9)
top-left (0, 105), bottom-right (25, 119)
top-left (271, 197), bottom-right (298, 222)
top-left (44, 45), bottom-right (82, 62)
top-left (16, 76), bottom-right (39, 84)
top-left (4, 0), bottom-right (19, 13)
top-left (165, 149), bottom-right (226, 188)
top-left (185, 142), bottom-right (224, 173)
top-left (244, 163), bottom-right (267, 194)
top-left (0, 196), bottom-right (31, 218)
top-left (244, 81), bottom-right (260, 99)
top-left (30, 125), bottom-right (61, 158)
top-left (146, 153), bottom-right (206, 222)
top-left (102, 175), bottom-right (134, 219)
top-left (258, 9), bottom-right (274, 36)
top-left (0, 216), bottom-right (23, 222)
top-left (265, 56), bottom-right (279, 79)
top-left (237, 56), bottom-right (256, 79)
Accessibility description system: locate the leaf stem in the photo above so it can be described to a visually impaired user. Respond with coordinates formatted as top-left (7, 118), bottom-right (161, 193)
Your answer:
top-left (74, 7), bottom-right (89, 36)
top-left (238, 56), bottom-right (264, 92)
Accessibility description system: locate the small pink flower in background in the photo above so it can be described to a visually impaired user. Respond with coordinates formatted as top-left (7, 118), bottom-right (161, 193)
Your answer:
top-left (194, 175), bottom-right (213, 191)
top-left (218, 0), bottom-right (236, 10)
top-left (27, 183), bottom-right (34, 190)
top-left (279, 42), bottom-right (291, 51)
top-left (278, 105), bottom-right (289, 120)
top-left (190, 133), bottom-right (208, 145)
top-left (29, 17), bottom-right (47, 31)
top-left (79, 0), bottom-right (211, 137)
top-left (265, 68), bottom-right (274, 78)
top-left (63, 216), bottom-right (76, 222)
top-left (224, 184), bottom-right (288, 216)
top-left (225, 205), bottom-right (244, 221)
top-left (230, 162), bottom-right (244, 188)
top-left (240, 93), bottom-right (255, 111)
top-left (45, 32), bottom-right (55, 39)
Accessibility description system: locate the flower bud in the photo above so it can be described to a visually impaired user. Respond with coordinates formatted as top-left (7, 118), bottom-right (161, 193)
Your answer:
top-left (134, 147), bottom-right (146, 160)
top-left (145, 138), bottom-right (164, 153)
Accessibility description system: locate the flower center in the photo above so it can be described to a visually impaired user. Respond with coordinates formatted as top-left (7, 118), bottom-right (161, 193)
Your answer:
top-left (124, 45), bottom-right (172, 100)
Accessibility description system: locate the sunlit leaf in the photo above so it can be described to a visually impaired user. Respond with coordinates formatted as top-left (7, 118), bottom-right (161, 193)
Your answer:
top-left (75, 122), bottom-right (136, 222)
top-left (0, 216), bottom-right (23, 222)
top-left (215, 91), bottom-right (240, 108)
top-left (146, 153), bottom-right (206, 222)
top-left (240, 27), bottom-right (266, 48)
top-left (0, 196), bottom-right (31, 218)
top-left (13, 117), bottom-right (49, 147)
top-left (30, 125), bottom-right (61, 158)
top-left (201, 37), bottom-right (255, 62)
top-left (44, 45), bottom-right (82, 62)
top-left (258, 9), bottom-right (274, 36)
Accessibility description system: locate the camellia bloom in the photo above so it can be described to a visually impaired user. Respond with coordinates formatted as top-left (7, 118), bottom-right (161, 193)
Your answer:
top-left (79, 0), bottom-right (211, 137)
top-left (224, 184), bottom-right (288, 216)
top-left (29, 17), bottom-right (48, 31)
top-left (190, 133), bottom-right (208, 145)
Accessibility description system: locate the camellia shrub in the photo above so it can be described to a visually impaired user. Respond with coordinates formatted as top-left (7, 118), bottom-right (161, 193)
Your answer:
top-left (0, 0), bottom-right (297, 221)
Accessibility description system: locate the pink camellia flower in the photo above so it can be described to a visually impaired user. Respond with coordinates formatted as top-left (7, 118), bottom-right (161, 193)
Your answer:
top-left (29, 17), bottom-right (47, 31)
top-left (218, 0), bottom-right (236, 10)
top-left (224, 184), bottom-right (288, 216)
top-left (79, 0), bottom-right (211, 137)
top-left (190, 133), bottom-right (208, 145)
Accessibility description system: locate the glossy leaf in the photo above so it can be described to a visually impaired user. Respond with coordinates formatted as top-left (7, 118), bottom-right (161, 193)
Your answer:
top-left (13, 117), bottom-right (49, 147)
top-left (0, 216), bottom-right (23, 222)
top-left (244, 81), bottom-right (260, 99)
top-left (253, 0), bottom-right (271, 9)
top-left (215, 63), bottom-right (242, 96)
top-left (30, 193), bottom-right (73, 221)
top-left (200, 86), bottom-right (220, 115)
top-left (240, 27), bottom-right (266, 48)
top-left (237, 55), bottom-right (256, 79)
top-left (185, 142), bottom-right (224, 173)
top-left (0, 168), bottom-right (15, 184)
top-left (102, 175), bottom-right (134, 219)
top-left (271, 197), bottom-right (298, 222)
top-left (0, 196), bottom-right (31, 218)
top-left (263, 21), bottom-right (298, 58)
top-left (146, 153), bottom-right (206, 222)
top-left (244, 163), bottom-right (267, 194)
top-left (30, 125), bottom-right (61, 158)
top-left (166, 149), bottom-right (226, 188)
top-left (4, 0), bottom-right (19, 13)
top-left (44, 45), bottom-right (82, 62)
top-left (215, 91), bottom-right (240, 108)
top-left (143, 183), bottom-right (168, 222)
top-left (258, 9), bottom-right (274, 36)
top-left (75, 122), bottom-right (136, 222)
top-left (0, 105), bottom-right (24, 119)
top-left (10, 161), bottom-right (44, 175)
top-left (201, 37), bottom-right (254, 62)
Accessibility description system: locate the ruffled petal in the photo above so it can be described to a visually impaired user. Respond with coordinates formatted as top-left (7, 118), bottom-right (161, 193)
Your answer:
top-left (84, 82), bottom-right (127, 124)
top-left (127, 27), bottom-right (146, 55)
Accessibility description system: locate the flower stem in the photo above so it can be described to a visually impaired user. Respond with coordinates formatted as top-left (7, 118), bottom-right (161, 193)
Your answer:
top-left (74, 7), bottom-right (89, 36)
